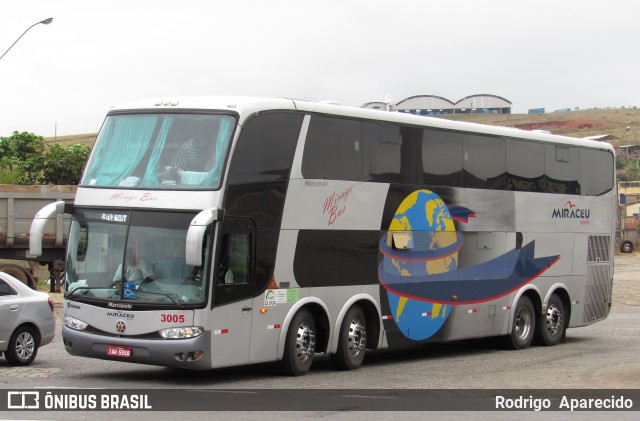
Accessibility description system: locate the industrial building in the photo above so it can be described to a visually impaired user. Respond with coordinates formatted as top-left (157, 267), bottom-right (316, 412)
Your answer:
top-left (363, 94), bottom-right (512, 115)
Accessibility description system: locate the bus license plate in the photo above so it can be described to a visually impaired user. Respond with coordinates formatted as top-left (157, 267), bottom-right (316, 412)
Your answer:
top-left (106, 345), bottom-right (132, 358)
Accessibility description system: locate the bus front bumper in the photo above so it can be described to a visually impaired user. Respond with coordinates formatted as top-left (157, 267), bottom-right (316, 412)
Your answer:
top-left (62, 326), bottom-right (212, 369)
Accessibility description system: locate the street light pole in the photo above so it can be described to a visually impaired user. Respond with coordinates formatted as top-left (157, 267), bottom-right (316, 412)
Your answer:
top-left (0, 17), bottom-right (53, 62)
top-left (621, 126), bottom-right (631, 155)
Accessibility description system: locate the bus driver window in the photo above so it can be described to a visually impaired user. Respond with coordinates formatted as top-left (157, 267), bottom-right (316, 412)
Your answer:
top-left (217, 233), bottom-right (250, 285)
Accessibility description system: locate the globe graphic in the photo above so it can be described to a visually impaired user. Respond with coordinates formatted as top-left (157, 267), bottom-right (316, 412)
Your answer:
top-left (381, 190), bottom-right (461, 340)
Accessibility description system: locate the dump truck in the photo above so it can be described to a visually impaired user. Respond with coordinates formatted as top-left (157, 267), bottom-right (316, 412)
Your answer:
top-left (0, 184), bottom-right (76, 289)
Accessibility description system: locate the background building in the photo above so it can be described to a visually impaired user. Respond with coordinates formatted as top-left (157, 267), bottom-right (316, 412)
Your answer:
top-left (394, 95), bottom-right (455, 115)
top-left (363, 94), bottom-right (512, 115)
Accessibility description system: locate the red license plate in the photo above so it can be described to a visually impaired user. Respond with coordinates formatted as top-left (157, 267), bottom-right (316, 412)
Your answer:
top-left (106, 345), bottom-right (132, 358)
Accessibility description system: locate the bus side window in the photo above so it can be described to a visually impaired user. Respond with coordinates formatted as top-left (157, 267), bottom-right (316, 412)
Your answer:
top-left (302, 116), bottom-right (363, 181)
top-left (545, 145), bottom-right (581, 194)
top-left (217, 233), bottom-right (251, 285)
top-left (218, 234), bottom-right (230, 284)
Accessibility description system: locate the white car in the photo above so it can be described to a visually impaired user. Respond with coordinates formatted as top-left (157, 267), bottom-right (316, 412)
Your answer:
top-left (0, 272), bottom-right (55, 365)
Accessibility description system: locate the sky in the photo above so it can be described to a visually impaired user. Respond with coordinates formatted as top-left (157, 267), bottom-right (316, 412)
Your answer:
top-left (1, 0), bottom-right (639, 138)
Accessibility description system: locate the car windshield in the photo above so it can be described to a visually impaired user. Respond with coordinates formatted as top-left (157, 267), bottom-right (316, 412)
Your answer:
top-left (81, 113), bottom-right (236, 190)
top-left (65, 209), bottom-right (211, 305)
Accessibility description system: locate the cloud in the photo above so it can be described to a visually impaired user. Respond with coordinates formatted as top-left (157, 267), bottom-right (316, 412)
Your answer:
top-left (1, 0), bottom-right (639, 137)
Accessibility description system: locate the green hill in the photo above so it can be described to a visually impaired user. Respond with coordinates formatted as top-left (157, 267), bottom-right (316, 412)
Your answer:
top-left (440, 107), bottom-right (639, 145)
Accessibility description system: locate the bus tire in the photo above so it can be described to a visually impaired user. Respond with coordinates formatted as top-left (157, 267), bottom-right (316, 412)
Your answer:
top-left (5, 326), bottom-right (39, 366)
top-left (503, 296), bottom-right (535, 350)
top-left (535, 294), bottom-right (565, 346)
top-left (280, 308), bottom-right (316, 376)
top-left (332, 305), bottom-right (367, 370)
top-left (620, 240), bottom-right (634, 253)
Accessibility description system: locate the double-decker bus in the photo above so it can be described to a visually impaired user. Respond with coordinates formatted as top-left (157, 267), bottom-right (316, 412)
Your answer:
top-left (30, 97), bottom-right (615, 375)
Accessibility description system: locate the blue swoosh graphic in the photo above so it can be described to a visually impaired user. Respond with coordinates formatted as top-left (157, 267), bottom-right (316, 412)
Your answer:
top-left (448, 205), bottom-right (476, 223)
top-left (378, 241), bottom-right (559, 305)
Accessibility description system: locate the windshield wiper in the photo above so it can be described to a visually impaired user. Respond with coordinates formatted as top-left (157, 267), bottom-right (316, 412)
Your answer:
top-left (135, 287), bottom-right (183, 308)
top-left (65, 286), bottom-right (113, 298)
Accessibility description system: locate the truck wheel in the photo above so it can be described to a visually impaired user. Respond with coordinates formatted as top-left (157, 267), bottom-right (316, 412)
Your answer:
top-left (620, 240), bottom-right (634, 253)
top-left (503, 296), bottom-right (535, 350)
top-left (535, 294), bottom-right (566, 346)
top-left (332, 305), bottom-right (367, 370)
top-left (280, 308), bottom-right (316, 376)
top-left (0, 264), bottom-right (37, 289)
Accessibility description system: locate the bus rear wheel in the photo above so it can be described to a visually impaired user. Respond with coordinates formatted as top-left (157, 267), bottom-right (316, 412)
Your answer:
top-left (535, 294), bottom-right (565, 346)
top-left (280, 308), bottom-right (316, 376)
top-left (503, 296), bottom-right (535, 350)
top-left (332, 305), bottom-right (367, 370)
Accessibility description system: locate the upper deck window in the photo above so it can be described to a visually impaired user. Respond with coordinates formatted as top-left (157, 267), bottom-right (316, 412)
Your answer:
top-left (81, 113), bottom-right (236, 190)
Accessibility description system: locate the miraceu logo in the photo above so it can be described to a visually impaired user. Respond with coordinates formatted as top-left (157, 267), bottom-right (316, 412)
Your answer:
top-left (552, 200), bottom-right (590, 221)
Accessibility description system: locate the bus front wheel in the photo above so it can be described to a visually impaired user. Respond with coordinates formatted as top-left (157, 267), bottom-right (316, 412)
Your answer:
top-left (280, 308), bottom-right (316, 376)
top-left (504, 296), bottom-right (535, 350)
top-left (332, 305), bottom-right (367, 370)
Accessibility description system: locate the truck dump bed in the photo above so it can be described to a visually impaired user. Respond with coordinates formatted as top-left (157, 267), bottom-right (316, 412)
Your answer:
top-left (0, 184), bottom-right (76, 263)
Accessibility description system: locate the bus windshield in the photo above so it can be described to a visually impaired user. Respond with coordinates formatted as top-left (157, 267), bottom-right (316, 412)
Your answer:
top-left (65, 209), bottom-right (210, 305)
top-left (81, 113), bottom-right (236, 190)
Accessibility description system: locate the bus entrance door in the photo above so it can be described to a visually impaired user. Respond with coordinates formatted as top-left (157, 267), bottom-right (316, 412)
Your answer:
top-left (210, 217), bottom-right (256, 367)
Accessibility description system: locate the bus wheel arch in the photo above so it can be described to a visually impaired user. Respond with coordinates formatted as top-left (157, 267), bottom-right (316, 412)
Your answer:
top-left (330, 297), bottom-right (381, 355)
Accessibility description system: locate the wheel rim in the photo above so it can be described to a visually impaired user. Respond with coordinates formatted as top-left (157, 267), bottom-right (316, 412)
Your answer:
top-left (515, 307), bottom-right (532, 340)
top-left (347, 317), bottom-right (367, 358)
top-left (545, 304), bottom-right (563, 336)
top-left (15, 332), bottom-right (35, 362)
top-left (295, 321), bottom-right (315, 363)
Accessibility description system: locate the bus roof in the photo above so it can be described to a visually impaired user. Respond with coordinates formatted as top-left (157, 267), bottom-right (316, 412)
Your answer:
top-left (109, 96), bottom-right (614, 153)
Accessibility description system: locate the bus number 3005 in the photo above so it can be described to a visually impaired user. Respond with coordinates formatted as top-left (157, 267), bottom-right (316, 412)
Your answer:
top-left (161, 314), bottom-right (185, 323)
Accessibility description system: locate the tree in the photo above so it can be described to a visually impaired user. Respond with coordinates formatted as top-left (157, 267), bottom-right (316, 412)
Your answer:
top-left (0, 137), bottom-right (14, 180)
top-left (616, 155), bottom-right (628, 170)
top-left (41, 143), bottom-right (91, 184)
top-left (0, 131), bottom-right (91, 185)
top-left (0, 131), bottom-right (46, 184)
top-left (623, 159), bottom-right (640, 181)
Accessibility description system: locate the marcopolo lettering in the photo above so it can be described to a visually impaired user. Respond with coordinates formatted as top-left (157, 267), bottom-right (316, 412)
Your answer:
top-left (108, 302), bottom-right (133, 309)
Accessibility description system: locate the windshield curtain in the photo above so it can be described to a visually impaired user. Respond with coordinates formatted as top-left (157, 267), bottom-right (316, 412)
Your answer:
top-left (66, 210), bottom-right (210, 306)
top-left (82, 113), bottom-right (236, 190)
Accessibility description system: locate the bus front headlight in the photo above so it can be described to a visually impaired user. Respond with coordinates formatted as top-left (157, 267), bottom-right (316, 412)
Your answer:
top-left (159, 327), bottom-right (204, 339)
top-left (64, 315), bottom-right (88, 331)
